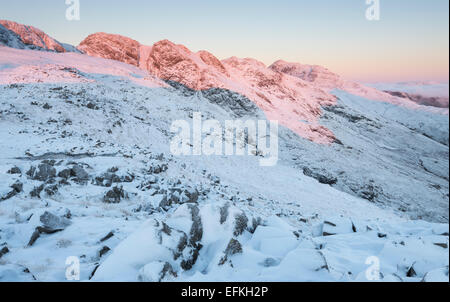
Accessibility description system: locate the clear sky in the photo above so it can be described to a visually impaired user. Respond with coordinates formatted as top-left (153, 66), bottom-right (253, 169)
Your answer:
top-left (1, 0), bottom-right (448, 82)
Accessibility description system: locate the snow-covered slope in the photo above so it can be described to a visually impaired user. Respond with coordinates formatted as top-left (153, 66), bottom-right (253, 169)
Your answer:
top-left (0, 46), bottom-right (164, 87)
top-left (0, 46), bottom-right (448, 282)
top-left (0, 23), bottom-right (27, 49)
top-left (79, 34), bottom-right (337, 144)
top-left (0, 20), bottom-right (77, 53)
top-left (79, 34), bottom-right (449, 145)
top-left (269, 60), bottom-right (449, 114)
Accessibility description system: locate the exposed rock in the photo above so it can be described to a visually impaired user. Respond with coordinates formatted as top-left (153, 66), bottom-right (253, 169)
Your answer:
top-left (27, 163), bottom-right (56, 181)
top-left (7, 166), bottom-right (21, 174)
top-left (1, 181), bottom-right (23, 201)
top-left (350, 182), bottom-right (384, 203)
top-left (233, 212), bottom-right (249, 236)
top-left (322, 105), bottom-right (368, 123)
top-left (183, 188), bottom-right (199, 204)
top-left (0, 246), bottom-right (9, 258)
top-left (37, 226), bottom-right (65, 234)
top-left (138, 261), bottom-right (177, 282)
top-left (103, 186), bottom-right (127, 203)
top-left (121, 173), bottom-right (135, 183)
top-left (44, 184), bottom-right (59, 196)
top-left (57, 168), bottom-right (72, 179)
top-left (159, 262), bottom-right (177, 281)
top-left (28, 212), bottom-right (71, 246)
top-left (86, 102), bottom-right (99, 110)
top-left (100, 231), bottom-right (115, 242)
top-left (62, 209), bottom-right (72, 219)
top-left (180, 205), bottom-right (203, 271)
top-left (406, 265), bottom-right (417, 278)
top-left (158, 195), bottom-right (171, 210)
top-left (40, 211), bottom-right (71, 230)
top-left (138, 176), bottom-right (158, 191)
top-left (219, 239), bottom-right (243, 265)
top-left (78, 32), bottom-right (141, 66)
top-left (108, 167), bottom-right (119, 173)
top-left (99, 246), bottom-right (111, 258)
top-left (322, 218), bottom-right (355, 236)
top-left (303, 167), bottom-right (337, 185)
top-left (160, 222), bottom-right (172, 236)
top-left (71, 165), bottom-right (89, 183)
top-left (202, 88), bottom-right (260, 117)
top-left (188, 205), bottom-right (203, 246)
top-left (27, 229), bottom-right (41, 246)
top-left (249, 217), bottom-right (263, 234)
top-left (94, 172), bottom-right (120, 187)
top-left (29, 184), bottom-right (45, 198)
top-left (89, 264), bottom-right (100, 280)
top-left (41, 159), bottom-right (56, 166)
top-left (220, 202), bottom-right (230, 224)
top-left (57, 164), bottom-right (89, 184)
top-left (0, 20), bottom-right (68, 52)
top-left (174, 233), bottom-right (188, 260)
top-left (0, 23), bottom-right (26, 49)
top-left (27, 225), bottom-right (66, 247)
top-left (148, 163), bottom-right (168, 174)
top-left (94, 170), bottom-right (132, 187)
top-left (433, 242), bottom-right (448, 249)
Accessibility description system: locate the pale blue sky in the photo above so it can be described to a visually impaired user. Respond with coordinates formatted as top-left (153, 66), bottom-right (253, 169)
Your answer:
top-left (1, 0), bottom-right (448, 82)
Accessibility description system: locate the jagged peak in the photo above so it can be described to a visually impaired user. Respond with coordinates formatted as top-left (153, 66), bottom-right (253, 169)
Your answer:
top-left (81, 32), bottom-right (139, 41)
top-left (197, 50), bottom-right (227, 74)
top-left (0, 19), bottom-right (68, 53)
top-left (78, 32), bottom-right (141, 66)
top-left (222, 56), bottom-right (267, 69)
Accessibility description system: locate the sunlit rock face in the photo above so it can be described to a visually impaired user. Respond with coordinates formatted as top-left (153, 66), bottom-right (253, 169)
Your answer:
top-left (78, 33), bottom-right (141, 67)
top-left (78, 35), bottom-right (337, 144)
top-left (0, 20), bottom-right (67, 52)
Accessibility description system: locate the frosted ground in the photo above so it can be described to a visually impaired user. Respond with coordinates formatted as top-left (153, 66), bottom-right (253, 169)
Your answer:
top-left (0, 47), bottom-right (448, 282)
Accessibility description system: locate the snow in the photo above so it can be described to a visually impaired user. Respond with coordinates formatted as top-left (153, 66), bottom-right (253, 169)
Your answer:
top-left (269, 60), bottom-right (449, 114)
top-left (0, 20), bottom-right (67, 53)
top-left (79, 36), bottom-right (338, 144)
top-left (92, 202), bottom-right (448, 282)
top-left (0, 46), bottom-right (165, 87)
top-left (0, 46), bottom-right (448, 282)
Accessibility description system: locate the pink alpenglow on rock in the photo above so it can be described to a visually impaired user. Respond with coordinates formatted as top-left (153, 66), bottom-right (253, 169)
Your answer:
top-left (0, 20), bottom-right (67, 53)
top-left (78, 35), bottom-right (338, 144)
top-left (268, 60), bottom-right (443, 112)
top-left (78, 33), bottom-right (141, 67)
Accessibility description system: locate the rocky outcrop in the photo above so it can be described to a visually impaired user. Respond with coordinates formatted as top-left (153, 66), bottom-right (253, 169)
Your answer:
top-left (78, 33), bottom-right (141, 66)
top-left (270, 60), bottom-right (342, 89)
top-left (0, 23), bottom-right (26, 49)
top-left (0, 20), bottom-right (68, 52)
top-left (269, 60), bottom-right (414, 107)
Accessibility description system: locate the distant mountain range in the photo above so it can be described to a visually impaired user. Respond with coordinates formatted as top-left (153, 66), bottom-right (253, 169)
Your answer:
top-left (2, 19), bottom-right (446, 144)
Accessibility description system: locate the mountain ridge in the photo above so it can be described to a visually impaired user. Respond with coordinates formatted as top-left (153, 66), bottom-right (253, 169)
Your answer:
top-left (0, 20), bottom-right (78, 53)
top-left (1, 20), bottom-right (447, 144)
